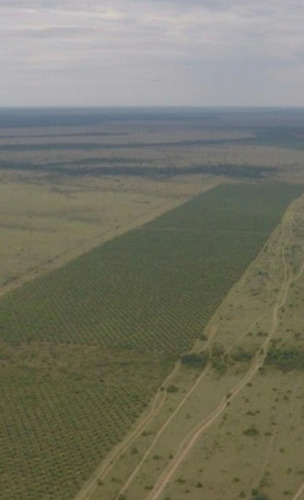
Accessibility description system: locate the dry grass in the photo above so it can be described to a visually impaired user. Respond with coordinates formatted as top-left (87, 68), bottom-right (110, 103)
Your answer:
top-left (163, 370), bottom-right (304, 500)
top-left (2, 121), bottom-right (304, 176)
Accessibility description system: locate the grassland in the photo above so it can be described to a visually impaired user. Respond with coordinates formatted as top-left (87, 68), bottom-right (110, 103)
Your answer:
top-left (0, 181), bottom-right (302, 499)
top-left (2, 109), bottom-right (304, 182)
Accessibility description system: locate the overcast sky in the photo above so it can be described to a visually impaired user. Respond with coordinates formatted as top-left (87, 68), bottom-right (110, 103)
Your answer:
top-left (1, 0), bottom-right (304, 107)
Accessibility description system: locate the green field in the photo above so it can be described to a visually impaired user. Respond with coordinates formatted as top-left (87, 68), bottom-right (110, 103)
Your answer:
top-left (0, 181), bottom-right (302, 499)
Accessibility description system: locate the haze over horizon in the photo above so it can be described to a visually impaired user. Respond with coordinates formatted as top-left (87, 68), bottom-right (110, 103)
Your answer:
top-left (1, 0), bottom-right (304, 108)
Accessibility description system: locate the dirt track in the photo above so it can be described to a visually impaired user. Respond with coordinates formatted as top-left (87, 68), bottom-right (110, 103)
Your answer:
top-left (291, 482), bottom-right (304, 500)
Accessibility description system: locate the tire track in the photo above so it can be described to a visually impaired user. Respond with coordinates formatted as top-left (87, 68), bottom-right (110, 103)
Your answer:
top-left (114, 365), bottom-right (209, 500)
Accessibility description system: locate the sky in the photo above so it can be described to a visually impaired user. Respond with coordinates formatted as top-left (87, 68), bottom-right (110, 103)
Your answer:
top-left (1, 0), bottom-right (304, 107)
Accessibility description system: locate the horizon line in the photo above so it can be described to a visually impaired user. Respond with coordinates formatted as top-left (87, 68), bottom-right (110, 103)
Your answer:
top-left (0, 105), bottom-right (304, 111)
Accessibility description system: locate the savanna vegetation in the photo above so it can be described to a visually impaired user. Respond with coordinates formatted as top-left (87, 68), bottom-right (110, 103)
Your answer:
top-left (0, 159), bottom-right (275, 179)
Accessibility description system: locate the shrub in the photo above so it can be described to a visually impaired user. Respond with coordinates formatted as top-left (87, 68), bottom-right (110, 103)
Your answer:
top-left (167, 385), bottom-right (179, 393)
top-left (251, 493), bottom-right (269, 500)
top-left (180, 353), bottom-right (208, 369)
top-left (243, 424), bottom-right (259, 436)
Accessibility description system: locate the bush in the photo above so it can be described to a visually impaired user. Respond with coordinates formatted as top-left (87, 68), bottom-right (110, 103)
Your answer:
top-left (167, 385), bottom-right (179, 393)
top-left (230, 347), bottom-right (254, 362)
top-left (210, 344), bottom-right (227, 375)
top-left (243, 424), bottom-right (259, 436)
top-left (180, 353), bottom-right (208, 368)
top-left (251, 493), bottom-right (269, 500)
top-left (266, 347), bottom-right (304, 372)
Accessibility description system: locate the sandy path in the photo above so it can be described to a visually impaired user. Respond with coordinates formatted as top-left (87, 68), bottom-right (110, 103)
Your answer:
top-left (291, 483), bottom-right (304, 500)
top-left (147, 358), bottom-right (261, 500)
top-left (114, 366), bottom-right (209, 499)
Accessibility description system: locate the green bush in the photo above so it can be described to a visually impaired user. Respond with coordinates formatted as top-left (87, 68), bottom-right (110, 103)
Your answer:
top-left (167, 384), bottom-right (179, 393)
top-left (244, 424), bottom-right (259, 436)
top-left (180, 353), bottom-right (208, 368)
top-left (266, 347), bottom-right (304, 372)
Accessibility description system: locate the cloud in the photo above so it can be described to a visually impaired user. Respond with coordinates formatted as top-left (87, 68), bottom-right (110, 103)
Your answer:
top-left (0, 0), bottom-right (303, 106)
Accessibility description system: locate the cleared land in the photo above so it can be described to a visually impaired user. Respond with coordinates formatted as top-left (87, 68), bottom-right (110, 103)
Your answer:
top-left (0, 181), bottom-right (302, 499)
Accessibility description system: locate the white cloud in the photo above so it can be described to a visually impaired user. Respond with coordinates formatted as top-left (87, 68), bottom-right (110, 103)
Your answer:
top-left (0, 0), bottom-right (304, 106)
